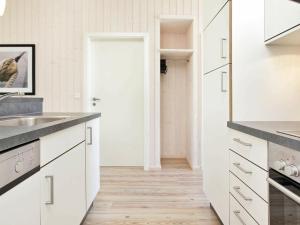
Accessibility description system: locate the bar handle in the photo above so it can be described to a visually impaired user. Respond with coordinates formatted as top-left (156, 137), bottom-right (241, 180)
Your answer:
top-left (87, 127), bottom-right (93, 145)
top-left (233, 186), bottom-right (252, 201)
top-left (221, 71), bottom-right (227, 92)
top-left (267, 178), bottom-right (300, 205)
top-left (233, 163), bottom-right (253, 175)
top-left (220, 38), bottom-right (227, 59)
top-left (233, 210), bottom-right (247, 225)
top-left (233, 138), bottom-right (252, 147)
top-left (45, 176), bottom-right (54, 205)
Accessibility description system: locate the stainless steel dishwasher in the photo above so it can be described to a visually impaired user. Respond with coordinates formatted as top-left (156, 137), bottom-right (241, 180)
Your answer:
top-left (0, 140), bottom-right (40, 225)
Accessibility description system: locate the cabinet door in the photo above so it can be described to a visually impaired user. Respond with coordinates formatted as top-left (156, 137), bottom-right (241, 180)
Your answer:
top-left (203, 65), bottom-right (230, 225)
top-left (0, 173), bottom-right (40, 225)
top-left (265, 0), bottom-right (300, 41)
top-left (203, 2), bottom-right (230, 74)
top-left (41, 143), bottom-right (86, 225)
top-left (86, 118), bottom-right (100, 209)
top-left (202, 0), bottom-right (228, 28)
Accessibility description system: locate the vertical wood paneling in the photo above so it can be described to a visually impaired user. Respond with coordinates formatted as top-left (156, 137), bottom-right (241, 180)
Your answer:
top-left (0, 0), bottom-right (198, 112)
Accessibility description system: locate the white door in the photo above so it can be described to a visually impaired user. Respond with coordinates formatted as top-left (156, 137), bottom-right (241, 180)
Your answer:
top-left (0, 173), bottom-right (40, 225)
top-left (203, 2), bottom-right (229, 74)
top-left (203, 65), bottom-right (230, 225)
top-left (202, 0), bottom-right (228, 28)
top-left (89, 37), bottom-right (144, 167)
top-left (41, 143), bottom-right (86, 225)
top-left (86, 118), bottom-right (100, 209)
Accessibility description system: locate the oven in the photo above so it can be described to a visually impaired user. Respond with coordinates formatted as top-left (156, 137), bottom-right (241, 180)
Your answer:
top-left (268, 142), bottom-right (300, 225)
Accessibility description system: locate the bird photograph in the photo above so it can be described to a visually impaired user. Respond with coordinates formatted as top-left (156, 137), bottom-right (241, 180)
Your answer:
top-left (0, 51), bottom-right (27, 88)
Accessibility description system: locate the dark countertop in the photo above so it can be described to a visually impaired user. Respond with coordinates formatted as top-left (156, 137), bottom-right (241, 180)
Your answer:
top-left (228, 121), bottom-right (300, 151)
top-left (0, 112), bottom-right (101, 152)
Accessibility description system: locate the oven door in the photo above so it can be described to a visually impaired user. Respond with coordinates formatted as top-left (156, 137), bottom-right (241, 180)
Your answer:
top-left (268, 169), bottom-right (300, 225)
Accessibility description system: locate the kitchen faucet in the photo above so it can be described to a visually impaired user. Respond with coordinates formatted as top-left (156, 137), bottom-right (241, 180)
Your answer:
top-left (0, 92), bottom-right (24, 102)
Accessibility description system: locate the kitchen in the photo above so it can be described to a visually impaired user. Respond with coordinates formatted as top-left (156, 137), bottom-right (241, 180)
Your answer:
top-left (0, 0), bottom-right (299, 225)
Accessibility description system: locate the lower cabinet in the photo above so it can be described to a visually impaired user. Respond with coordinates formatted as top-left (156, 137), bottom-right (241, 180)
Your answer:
top-left (86, 118), bottom-right (100, 210)
top-left (41, 143), bottom-right (86, 225)
top-left (203, 65), bottom-right (230, 225)
top-left (0, 173), bottom-right (41, 225)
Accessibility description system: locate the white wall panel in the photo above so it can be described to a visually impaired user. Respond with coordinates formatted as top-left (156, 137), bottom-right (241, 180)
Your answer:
top-left (0, 0), bottom-right (198, 112)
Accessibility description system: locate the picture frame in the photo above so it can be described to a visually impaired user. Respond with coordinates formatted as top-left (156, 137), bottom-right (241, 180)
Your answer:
top-left (0, 44), bottom-right (35, 95)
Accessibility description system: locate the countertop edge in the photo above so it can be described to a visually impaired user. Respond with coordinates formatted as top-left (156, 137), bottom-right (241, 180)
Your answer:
top-left (227, 121), bottom-right (300, 151)
top-left (0, 113), bottom-right (101, 152)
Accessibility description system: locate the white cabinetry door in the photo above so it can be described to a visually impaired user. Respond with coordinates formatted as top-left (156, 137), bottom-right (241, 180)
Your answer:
top-left (0, 173), bottom-right (40, 225)
top-left (41, 143), bottom-right (86, 225)
top-left (86, 118), bottom-right (100, 209)
top-left (203, 0), bottom-right (228, 29)
top-left (265, 0), bottom-right (300, 41)
top-left (203, 2), bottom-right (229, 74)
top-left (203, 65), bottom-right (230, 225)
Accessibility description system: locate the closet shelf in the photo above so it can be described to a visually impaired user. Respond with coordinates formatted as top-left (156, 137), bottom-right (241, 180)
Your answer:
top-left (160, 49), bottom-right (193, 60)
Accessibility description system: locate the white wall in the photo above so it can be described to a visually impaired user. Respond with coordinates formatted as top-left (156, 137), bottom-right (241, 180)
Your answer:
top-left (0, 0), bottom-right (200, 169)
top-left (232, 0), bottom-right (300, 121)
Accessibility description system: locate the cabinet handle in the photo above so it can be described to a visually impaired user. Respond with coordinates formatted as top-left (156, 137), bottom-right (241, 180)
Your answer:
top-left (233, 210), bottom-right (247, 225)
top-left (87, 127), bottom-right (93, 145)
top-left (45, 176), bottom-right (54, 205)
top-left (233, 138), bottom-right (252, 147)
top-left (233, 163), bottom-right (253, 174)
top-left (233, 186), bottom-right (252, 201)
top-left (221, 71), bottom-right (227, 92)
top-left (220, 38), bottom-right (227, 59)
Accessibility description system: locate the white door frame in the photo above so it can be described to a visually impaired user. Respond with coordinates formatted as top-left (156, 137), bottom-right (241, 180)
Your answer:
top-left (83, 33), bottom-right (150, 170)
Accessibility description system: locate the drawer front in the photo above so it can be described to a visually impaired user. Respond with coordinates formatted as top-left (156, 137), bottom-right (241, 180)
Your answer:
top-left (229, 151), bottom-right (268, 201)
top-left (40, 123), bottom-right (85, 166)
top-left (230, 195), bottom-right (258, 225)
top-left (229, 129), bottom-right (268, 170)
top-left (230, 173), bottom-right (269, 225)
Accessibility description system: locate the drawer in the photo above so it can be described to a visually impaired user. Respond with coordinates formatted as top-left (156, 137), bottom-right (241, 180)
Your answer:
top-left (230, 195), bottom-right (258, 225)
top-left (230, 173), bottom-right (269, 225)
top-left (229, 129), bottom-right (268, 170)
top-left (40, 123), bottom-right (85, 166)
top-left (229, 150), bottom-right (268, 201)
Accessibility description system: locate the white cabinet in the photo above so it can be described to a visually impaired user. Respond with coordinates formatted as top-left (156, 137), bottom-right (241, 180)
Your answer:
top-left (265, 0), bottom-right (300, 45)
top-left (86, 118), bottom-right (100, 209)
top-left (0, 173), bottom-right (41, 225)
top-left (41, 143), bottom-right (86, 225)
top-left (202, 0), bottom-right (228, 29)
top-left (203, 2), bottom-right (230, 74)
top-left (203, 65), bottom-right (230, 225)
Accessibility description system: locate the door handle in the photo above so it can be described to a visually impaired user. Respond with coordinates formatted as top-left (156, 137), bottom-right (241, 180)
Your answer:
top-left (87, 127), bottom-right (93, 145)
top-left (221, 71), bottom-right (227, 92)
top-left (233, 138), bottom-right (252, 147)
top-left (45, 176), bottom-right (54, 205)
top-left (220, 38), bottom-right (227, 59)
top-left (92, 97), bottom-right (101, 102)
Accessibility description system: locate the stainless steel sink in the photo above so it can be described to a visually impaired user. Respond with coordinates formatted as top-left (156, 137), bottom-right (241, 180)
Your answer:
top-left (0, 116), bottom-right (70, 127)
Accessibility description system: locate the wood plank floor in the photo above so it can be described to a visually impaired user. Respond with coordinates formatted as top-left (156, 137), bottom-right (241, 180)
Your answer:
top-left (83, 159), bottom-right (221, 225)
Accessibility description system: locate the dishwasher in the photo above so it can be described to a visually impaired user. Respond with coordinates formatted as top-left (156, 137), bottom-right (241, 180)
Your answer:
top-left (0, 140), bottom-right (40, 225)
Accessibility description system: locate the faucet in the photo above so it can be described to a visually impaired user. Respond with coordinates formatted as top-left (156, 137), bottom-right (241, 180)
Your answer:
top-left (0, 92), bottom-right (23, 102)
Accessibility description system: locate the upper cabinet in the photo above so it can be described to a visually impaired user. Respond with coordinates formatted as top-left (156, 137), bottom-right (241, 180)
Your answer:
top-left (203, 2), bottom-right (230, 74)
top-left (265, 0), bottom-right (300, 45)
top-left (203, 0), bottom-right (229, 29)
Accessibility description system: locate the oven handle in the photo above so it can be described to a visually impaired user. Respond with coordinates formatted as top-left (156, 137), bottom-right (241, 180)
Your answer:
top-left (267, 178), bottom-right (300, 204)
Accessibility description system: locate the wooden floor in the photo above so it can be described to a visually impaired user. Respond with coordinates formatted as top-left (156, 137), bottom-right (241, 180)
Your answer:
top-left (83, 159), bottom-right (221, 225)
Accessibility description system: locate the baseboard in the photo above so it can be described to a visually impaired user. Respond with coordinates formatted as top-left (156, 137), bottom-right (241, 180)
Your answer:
top-left (147, 165), bottom-right (162, 171)
top-left (80, 202), bottom-right (94, 225)
top-left (210, 203), bottom-right (224, 225)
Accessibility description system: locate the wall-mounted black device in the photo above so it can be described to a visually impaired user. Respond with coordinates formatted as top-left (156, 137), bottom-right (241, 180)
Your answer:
top-left (160, 59), bottom-right (168, 75)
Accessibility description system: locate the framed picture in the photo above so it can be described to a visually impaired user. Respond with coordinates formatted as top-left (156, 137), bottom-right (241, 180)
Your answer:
top-left (0, 44), bottom-right (35, 95)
